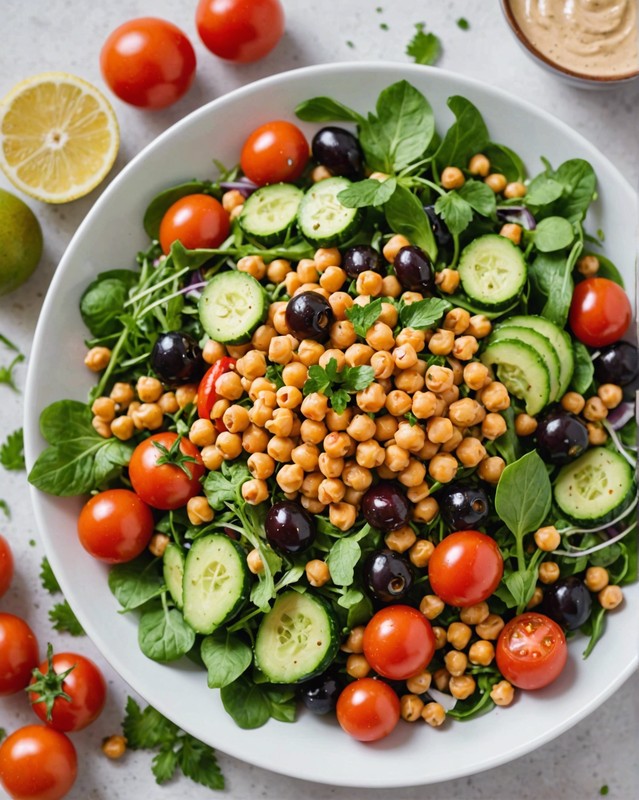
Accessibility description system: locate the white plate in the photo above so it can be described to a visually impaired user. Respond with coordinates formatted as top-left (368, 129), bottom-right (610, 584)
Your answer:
top-left (24, 62), bottom-right (638, 788)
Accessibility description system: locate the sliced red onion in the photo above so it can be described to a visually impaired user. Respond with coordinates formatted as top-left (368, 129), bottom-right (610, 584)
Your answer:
top-left (496, 206), bottom-right (536, 230)
top-left (220, 177), bottom-right (259, 198)
top-left (607, 401), bottom-right (635, 430)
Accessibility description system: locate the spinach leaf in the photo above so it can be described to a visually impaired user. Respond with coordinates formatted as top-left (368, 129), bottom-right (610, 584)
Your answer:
top-left (346, 592), bottom-right (374, 628)
top-left (219, 675), bottom-right (272, 729)
top-left (201, 630), bottom-right (252, 689)
top-left (495, 451), bottom-right (552, 540)
top-left (80, 270), bottom-right (139, 337)
top-left (458, 179), bottom-right (497, 218)
top-left (326, 537), bottom-right (361, 586)
top-left (374, 81), bottom-right (435, 172)
top-left (553, 159), bottom-right (597, 222)
top-left (109, 556), bottom-right (166, 612)
top-left (39, 399), bottom-right (92, 443)
top-left (619, 417), bottom-right (637, 449)
top-left (483, 143), bottom-right (526, 183)
top-left (337, 177), bottom-right (397, 208)
top-left (138, 602), bottom-right (196, 662)
top-left (524, 174), bottom-right (564, 209)
top-left (493, 407), bottom-right (522, 465)
top-left (447, 673), bottom-right (496, 720)
top-left (504, 567), bottom-right (538, 609)
top-left (581, 603), bottom-right (606, 659)
top-left (295, 97), bottom-right (363, 124)
top-left (262, 686), bottom-right (297, 723)
top-left (587, 252), bottom-right (624, 288)
top-left (398, 297), bottom-right (451, 329)
top-left (570, 341), bottom-right (595, 394)
top-left (435, 96), bottom-right (489, 171)
top-left (534, 216), bottom-right (575, 252)
top-left (144, 181), bottom-right (215, 240)
top-left (528, 251), bottom-right (575, 327)
top-left (384, 183), bottom-right (437, 260)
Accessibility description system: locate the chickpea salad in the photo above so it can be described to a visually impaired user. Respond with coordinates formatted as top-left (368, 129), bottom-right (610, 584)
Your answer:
top-left (29, 81), bottom-right (637, 741)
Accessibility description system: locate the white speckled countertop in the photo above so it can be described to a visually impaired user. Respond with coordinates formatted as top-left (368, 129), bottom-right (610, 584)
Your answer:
top-left (0, 1), bottom-right (637, 798)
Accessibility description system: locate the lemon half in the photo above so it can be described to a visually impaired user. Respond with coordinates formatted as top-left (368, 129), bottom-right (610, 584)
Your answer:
top-left (0, 72), bottom-right (119, 204)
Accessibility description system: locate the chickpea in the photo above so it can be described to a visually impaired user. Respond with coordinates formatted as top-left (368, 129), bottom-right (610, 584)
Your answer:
top-left (314, 247), bottom-right (341, 270)
top-left (383, 234), bottom-right (411, 262)
top-left (385, 525), bottom-right (417, 554)
top-left (409, 539), bottom-right (434, 568)
top-left (251, 324), bottom-right (277, 353)
top-left (110, 415), bottom-right (135, 441)
top-left (327, 321), bottom-right (355, 351)
top-left (189, 418), bottom-right (217, 448)
top-left (452, 335), bottom-right (479, 361)
top-left (477, 455), bottom-right (505, 484)
top-left (305, 559), bottom-right (330, 588)
top-left (490, 680), bottom-right (515, 706)
top-left (276, 464), bottom-right (305, 494)
top-left (432, 627), bottom-right (447, 650)
top-left (271, 304), bottom-right (290, 335)
top-left (468, 153), bottom-right (490, 176)
top-left (356, 270), bottom-right (384, 297)
top-left (300, 419), bottom-right (327, 444)
top-left (344, 488), bottom-right (365, 507)
top-left (329, 502), bottom-right (358, 531)
top-left (460, 602), bottom-right (489, 626)
top-left (448, 397), bottom-right (480, 427)
top-left (447, 621), bottom-right (472, 650)
top-left (92, 397), bottom-right (116, 423)
top-left (318, 478), bottom-right (346, 505)
top-left (456, 437), bottom-right (486, 467)
top-left (440, 427), bottom-right (464, 453)
top-left (461, 362), bottom-right (487, 391)
top-left (441, 166), bottom-right (465, 190)
top-left (587, 422), bottom-right (608, 445)
top-left (378, 274), bottom-right (400, 298)
top-left (445, 650), bottom-right (468, 677)
top-left (585, 566), bottom-right (609, 593)
top-left (280, 362), bottom-right (306, 390)
top-left (297, 339), bottom-right (325, 366)
top-left (366, 321), bottom-right (395, 351)
top-left (265, 407), bottom-right (295, 438)
top-left (475, 614), bottom-right (504, 641)
top-left (468, 640), bottom-right (495, 666)
top-left (425, 366), bottom-right (454, 394)
top-left (384, 443), bottom-right (410, 473)
top-left (485, 172), bottom-right (507, 193)
top-left (534, 525), bottom-right (560, 552)
top-left (450, 675), bottom-right (476, 700)
top-left (407, 481), bottom-right (431, 503)
top-left (466, 315), bottom-right (492, 339)
top-left (428, 328), bottom-right (455, 356)
top-left (187, 496), bottom-right (215, 524)
top-left (411, 390), bottom-right (437, 419)
top-left (398, 459), bottom-right (427, 489)
top-left (436, 268), bottom-right (461, 294)
top-left (84, 346), bottom-right (111, 371)
top-left (412, 497), bottom-right (440, 524)
top-left (267, 436), bottom-right (295, 462)
top-left (322, 431), bottom-right (350, 459)
top-left (345, 414), bottom-right (376, 443)
top-left (354, 440), bottom-right (384, 470)
top-left (538, 561), bottom-right (560, 584)
top-left (214, 371), bottom-right (243, 402)
top-left (91, 418), bottom-right (110, 438)
top-left (401, 693), bottom-right (425, 723)
top-left (356, 382), bottom-right (387, 413)
top-left (301, 392), bottom-right (329, 422)
top-left (344, 344), bottom-right (373, 368)
top-left (266, 258), bottom-right (292, 284)
top-left (109, 382), bottom-right (135, 408)
top-left (422, 702), bottom-right (446, 727)
top-left (577, 254), bottom-right (599, 277)
top-left (394, 421), bottom-right (425, 452)
top-left (341, 625), bottom-right (365, 654)
top-left (500, 223), bottom-right (522, 245)
top-left (395, 369), bottom-right (425, 394)
top-left (301, 472), bottom-right (323, 499)
top-left (442, 308), bottom-right (470, 335)
top-left (482, 412), bottom-right (507, 440)
top-left (513, 412), bottom-right (537, 437)
top-left (318, 453), bottom-right (345, 479)
top-left (420, 594), bottom-right (444, 620)
top-left (247, 548), bottom-right (264, 575)
top-left (504, 181), bottom-right (527, 199)
top-left (215, 431), bottom-right (242, 460)
top-left (428, 453), bottom-right (458, 483)
top-left (346, 654), bottom-right (371, 679)
top-left (133, 403), bottom-right (164, 430)
top-left (425, 416), bottom-right (453, 444)
top-left (200, 445), bottom-right (224, 472)
top-left (391, 344), bottom-right (417, 372)
top-left (599, 585), bottom-right (623, 610)
top-left (244, 453), bottom-right (274, 482)
top-left (384, 390), bottom-right (411, 416)
top-left (597, 383), bottom-right (623, 409)
top-left (583, 396), bottom-right (608, 422)
top-left (341, 462), bottom-right (373, 491)
top-left (237, 254), bottom-right (266, 280)
top-left (236, 351), bottom-right (267, 382)
top-left (527, 587), bottom-right (544, 610)
top-left (224, 405), bottom-right (252, 434)
top-left (296, 258), bottom-right (319, 284)
top-left (284, 271), bottom-right (302, 296)
top-left (374, 414), bottom-right (398, 441)
top-left (102, 735), bottom-right (127, 760)
top-left (481, 381), bottom-right (510, 412)
top-left (328, 291), bottom-right (353, 322)
top-left (396, 328), bottom-right (426, 353)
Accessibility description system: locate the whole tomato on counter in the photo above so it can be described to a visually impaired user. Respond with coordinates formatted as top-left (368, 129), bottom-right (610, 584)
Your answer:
top-left (0, 534), bottom-right (14, 598)
top-left (196, 0), bottom-right (285, 62)
top-left (0, 613), bottom-right (39, 696)
top-left (0, 725), bottom-right (77, 800)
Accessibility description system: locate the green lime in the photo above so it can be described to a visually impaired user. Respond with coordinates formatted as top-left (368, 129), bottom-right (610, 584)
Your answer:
top-left (0, 188), bottom-right (43, 296)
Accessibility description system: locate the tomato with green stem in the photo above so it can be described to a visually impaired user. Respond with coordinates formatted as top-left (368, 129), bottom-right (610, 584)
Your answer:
top-left (363, 605), bottom-right (435, 680)
top-left (0, 725), bottom-right (77, 800)
top-left (0, 614), bottom-right (39, 696)
top-left (100, 17), bottom-right (196, 109)
top-left (0, 534), bottom-right (13, 598)
top-left (128, 432), bottom-right (205, 510)
top-left (240, 121), bottom-right (310, 186)
top-left (569, 277), bottom-right (632, 347)
top-left (496, 612), bottom-right (568, 690)
top-left (428, 530), bottom-right (503, 607)
top-left (336, 678), bottom-right (400, 742)
top-left (197, 357), bottom-right (236, 431)
top-left (77, 488), bottom-right (154, 563)
top-left (28, 644), bottom-right (107, 732)
top-left (159, 194), bottom-right (230, 255)
top-left (195, 0), bottom-right (285, 63)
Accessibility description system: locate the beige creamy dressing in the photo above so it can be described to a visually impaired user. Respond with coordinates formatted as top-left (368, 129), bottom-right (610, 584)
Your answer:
top-left (510, 0), bottom-right (639, 76)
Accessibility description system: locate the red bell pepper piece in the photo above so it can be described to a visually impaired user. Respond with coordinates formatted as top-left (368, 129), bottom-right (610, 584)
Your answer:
top-left (196, 356), bottom-right (237, 431)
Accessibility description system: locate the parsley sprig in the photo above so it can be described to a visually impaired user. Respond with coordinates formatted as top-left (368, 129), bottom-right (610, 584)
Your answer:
top-left (304, 358), bottom-right (374, 414)
top-left (0, 334), bottom-right (24, 392)
top-left (123, 697), bottom-right (224, 790)
top-left (0, 428), bottom-right (25, 470)
top-left (345, 297), bottom-right (383, 338)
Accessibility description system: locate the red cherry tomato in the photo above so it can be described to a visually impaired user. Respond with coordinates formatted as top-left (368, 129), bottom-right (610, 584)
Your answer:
top-left (363, 605), bottom-right (435, 680)
top-left (496, 612), bottom-right (568, 690)
top-left (128, 432), bottom-right (205, 510)
top-left (240, 121), bottom-right (309, 186)
top-left (0, 725), bottom-right (77, 800)
top-left (569, 277), bottom-right (632, 347)
top-left (159, 194), bottom-right (230, 255)
top-left (77, 488), bottom-right (154, 563)
top-left (428, 530), bottom-right (504, 607)
top-left (196, 0), bottom-right (285, 63)
top-left (0, 534), bottom-right (14, 598)
top-left (197, 357), bottom-right (237, 431)
top-left (29, 647), bottom-right (107, 732)
top-left (336, 678), bottom-right (400, 742)
top-left (100, 17), bottom-right (196, 109)
top-left (0, 614), bottom-right (39, 696)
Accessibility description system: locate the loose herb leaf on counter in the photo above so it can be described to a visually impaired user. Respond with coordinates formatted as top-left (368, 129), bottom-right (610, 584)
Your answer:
top-left (40, 557), bottom-right (61, 594)
top-left (49, 600), bottom-right (85, 636)
top-left (406, 23), bottom-right (441, 66)
top-left (0, 500), bottom-right (9, 519)
top-left (0, 428), bottom-right (24, 470)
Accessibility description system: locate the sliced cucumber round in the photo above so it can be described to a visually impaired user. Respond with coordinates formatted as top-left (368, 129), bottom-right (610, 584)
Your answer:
top-left (163, 543), bottom-right (186, 610)
top-left (481, 338), bottom-right (550, 415)
top-left (554, 447), bottom-right (636, 527)
top-left (297, 177), bottom-right (362, 247)
top-left (496, 314), bottom-right (574, 396)
top-left (489, 325), bottom-right (561, 402)
top-left (254, 590), bottom-right (339, 684)
top-left (458, 234), bottom-right (527, 309)
top-left (182, 534), bottom-right (250, 635)
top-left (198, 270), bottom-right (267, 345)
top-left (239, 183), bottom-right (303, 246)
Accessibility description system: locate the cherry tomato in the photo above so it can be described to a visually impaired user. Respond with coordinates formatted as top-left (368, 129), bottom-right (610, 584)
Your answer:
top-left (29, 646), bottom-right (107, 732)
top-left (336, 678), bottom-right (400, 742)
top-left (496, 612), bottom-right (568, 690)
top-left (0, 614), bottom-right (39, 696)
top-left (100, 17), bottom-right (196, 109)
top-left (128, 432), bottom-right (205, 510)
top-left (428, 530), bottom-right (503, 607)
top-left (362, 605), bottom-right (435, 680)
top-left (240, 121), bottom-right (309, 186)
top-left (159, 194), bottom-right (230, 255)
top-left (0, 725), bottom-right (77, 800)
top-left (196, 0), bottom-right (285, 63)
top-left (77, 488), bottom-right (154, 563)
top-left (197, 357), bottom-right (237, 431)
top-left (0, 534), bottom-right (14, 598)
top-left (569, 277), bottom-right (632, 347)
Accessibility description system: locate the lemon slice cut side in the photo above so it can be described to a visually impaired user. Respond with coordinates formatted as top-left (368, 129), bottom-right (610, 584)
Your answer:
top-left (0, 72), bottom-right (119, 204)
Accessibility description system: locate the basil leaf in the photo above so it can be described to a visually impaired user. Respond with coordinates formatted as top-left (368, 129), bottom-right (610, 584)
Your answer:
top-left (434, 191), bottom-right (473, 236)
top-left (144, 181), bottom-right (214, 239)
top-left (338, 177), bottom-right (397, 208)
top-left (345, 298), bottom-right (383, 337)
top-left (495, 451), bottom-right (552, 539)
top-left (570, 341), bottom-right (595, 394)
top-left (399, 297), bottom-right (451, 329)
top-left (80, 270), bottom-right (138, 338)
top-left (435, 96), bottom-right (489, 170)
top-left (384, 183), bottom-right (437, 261)
top-left (553, 159), bottom-right (597, 223)
top-left (201, 630), bottom-right (252, 689)
top-left (534, 216), bottom-right (575, 252)
top-left (483, 143), bottom-right (526, 183)
top-left (220, 675), bottom-right (271, 729)
top-left (109, 556), bottom-right (166, 612)
top-left (359, 115), bottom-right (393, 173)
top-left (138, 605), bottom-right (196, 662)
top-left (458, 179), bottom-right (496, 218)
top-left (375, 81), bottom-right (435, 171)
top-left (294, 97), bottom-right (363, 124)
top-left (326, 537), bottom-right (361, 586)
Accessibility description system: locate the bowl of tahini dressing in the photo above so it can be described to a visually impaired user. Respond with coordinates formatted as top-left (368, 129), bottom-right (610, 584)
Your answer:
top-left (502, 0), bottom-right (639, 86)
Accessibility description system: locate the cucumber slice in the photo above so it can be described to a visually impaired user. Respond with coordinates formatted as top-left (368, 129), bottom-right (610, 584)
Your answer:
top-left (182, 534), bottom-right (250, 635)
top-left (198, 270), bottom-right (267, 345)
top-left (489, 325), bottom-right (561, 402)
top-left (554, 447), bottom-right (636, 527)
top-left (239, 183), bottom-right (303, 246)
top-left (481, 338), bottom-right (550, 415)
top-left (458, 234), bottom-right (527, 309)
top-left (297, 177), bottom-right (362, 247)
top-left (254, 590), bottom-right (339, 684)
top-left (496, 315), bottom-right (574, 396)
top-left (163, 543), bottom-right (186, 610)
